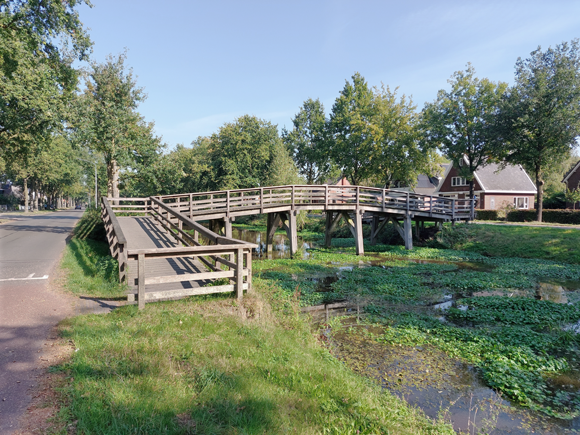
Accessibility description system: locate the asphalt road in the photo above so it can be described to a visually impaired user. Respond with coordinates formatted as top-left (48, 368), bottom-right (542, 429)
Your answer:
top-left (0, 210), bottom-right (81, 434)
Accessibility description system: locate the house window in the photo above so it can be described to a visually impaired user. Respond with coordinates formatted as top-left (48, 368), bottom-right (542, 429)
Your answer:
top-left (514, 197), bottom-right (529, 209)
top-left (451, 177), bottom-right (468, 187)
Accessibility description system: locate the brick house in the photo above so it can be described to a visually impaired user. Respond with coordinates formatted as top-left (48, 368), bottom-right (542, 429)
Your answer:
top-left (563, 160), bottom-right (580, 209)
top-left (435, 157), bottom-right (537, 210)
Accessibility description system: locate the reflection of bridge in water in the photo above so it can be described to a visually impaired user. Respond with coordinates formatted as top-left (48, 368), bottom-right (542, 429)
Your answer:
top-left (101, 185), bottom-right (475, 308)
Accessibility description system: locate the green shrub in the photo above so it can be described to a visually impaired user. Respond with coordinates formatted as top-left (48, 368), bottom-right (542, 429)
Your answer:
top-left (475, 210), bottom-right (498, 220)
top-left (507, 209), bottom-right (580, 224)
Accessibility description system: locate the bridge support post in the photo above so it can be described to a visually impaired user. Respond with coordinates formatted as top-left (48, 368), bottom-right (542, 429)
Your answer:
top-left (404, 215), bottom-right (413, 250)
top-left (354, 210), bottom-right (364, 256)
top-left (280, 211), bottom-right (298, 257)
top-left (266, 213), bottom-right (281, 256)
top-left (325, 211), bottom-right (342, 248)
top-left (370, 215), bottom-right (379, 245)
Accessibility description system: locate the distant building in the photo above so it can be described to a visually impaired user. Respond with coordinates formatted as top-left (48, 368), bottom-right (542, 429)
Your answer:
top-left (563, 160), bottom-right (580, 209)
top-left (435, 157), bottom-right (537, 210)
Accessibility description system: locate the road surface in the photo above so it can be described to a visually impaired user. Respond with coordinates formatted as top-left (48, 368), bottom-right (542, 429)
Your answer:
top-left (0, 210), bottom-right (81, 434)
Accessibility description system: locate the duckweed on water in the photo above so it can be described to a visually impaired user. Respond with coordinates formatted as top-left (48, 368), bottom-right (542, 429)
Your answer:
top-left (254, 241), bottom-right (580, 422)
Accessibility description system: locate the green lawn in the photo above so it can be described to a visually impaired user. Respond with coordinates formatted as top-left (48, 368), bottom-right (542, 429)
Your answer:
top-left (459, 223), bottom-right (580, 264)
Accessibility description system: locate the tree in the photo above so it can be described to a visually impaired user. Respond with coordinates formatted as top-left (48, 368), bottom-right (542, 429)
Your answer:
top-left (78, 53), bottom-right (161, 198)
top-left (207, 115), bottom-right (298, 190)
top-left (371, 85), bottom-right (440, 188)
top-left (282, 98), bottom-right (331, 184)
top-left (329, 73), bottom-right (376, 185)
top-left (565, 186), bottom-right (580, 210)
top-left (499, 40), bottom-right (580, 222)
top-left (0, 0), bottom-right (92, 165)
top-left (422, 64), bottom-right (508, 199)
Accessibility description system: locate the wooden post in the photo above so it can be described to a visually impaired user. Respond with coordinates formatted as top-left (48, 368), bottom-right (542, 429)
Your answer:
top-left (429, 195), bottom-right (433, 217)
top-left (189, 193), bottom-right (193, 219)
top-left (325, 184), bottom-right (329, 208)
top-left (118, 243), bottom-right (127, 284)
top-left (325, 211), bottom-right (333, 248)
top-left (382, 188), bottom-right (386, 212)
top-left (354, 210), bottom-right (364, 256)
top-left (470, 197), bottom-right (476, 221)
top-left (224, 217), bottom-right (233, 238)
top-left (415, 220), bottom-right (420, 239)
top-left (370, 215), bottom-right (379, 245)
top-left (260, 187), bottom-right (264, 213)
top-left (404, 215), bottom-right (413, 250)
top-left (288, 211), bottom-right (298, 257)
top-left (138, 253), bottom-right (145, 310)
top-left (452, 199), bottom-right (456, 223)
top-left (245, 250), bottom-right (252, 293)
top-left (236, 247), bottom-right (243, 299)
top-left (266, 213), bottom-right (280, 254)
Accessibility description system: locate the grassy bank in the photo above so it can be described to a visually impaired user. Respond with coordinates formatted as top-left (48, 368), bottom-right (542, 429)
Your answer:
top-left (60, 209), bottom-right (126, 298)
top-left (51, 216), bottom-right (454, 434)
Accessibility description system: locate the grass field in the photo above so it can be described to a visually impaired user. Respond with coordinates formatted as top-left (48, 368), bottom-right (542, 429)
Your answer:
top-left (455, 223), bottom-right (580, 264)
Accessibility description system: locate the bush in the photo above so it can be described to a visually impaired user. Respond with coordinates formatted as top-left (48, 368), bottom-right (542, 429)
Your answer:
top-left (74, 209), bottom-right (106, 240)
top-left (507, 209), bottom-right (580, 224)
top-left (475, 210), bottom-right (499, 220)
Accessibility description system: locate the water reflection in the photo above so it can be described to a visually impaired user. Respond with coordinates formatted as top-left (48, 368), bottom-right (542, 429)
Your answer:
top-left (231, 228), bottom-right (319, 260)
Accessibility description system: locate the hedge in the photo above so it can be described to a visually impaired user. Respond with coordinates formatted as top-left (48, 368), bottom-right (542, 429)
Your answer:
top-left (507, 209), bottom-right (580, 224)
top-left (475, 210), bottom-right (499, 220)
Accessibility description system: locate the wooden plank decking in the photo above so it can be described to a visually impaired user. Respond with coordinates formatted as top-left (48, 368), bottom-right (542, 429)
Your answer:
top-left (117, 216), bottom-right (210, 297)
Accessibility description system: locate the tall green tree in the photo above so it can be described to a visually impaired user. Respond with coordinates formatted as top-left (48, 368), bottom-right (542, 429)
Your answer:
top-left (422, 64), bottom-right (507, 199)
top-left (371, 85), bottom-right (439, 188)
top-left (78, 53), bottom-right (161, 198)
top-left (282, 98), bottom-right (331, 184)
top-left (0, 0), bottom-right (91, 164)
top-left (499, 40), bottom-right (580, 221)
top-left (329, 73), bottom-right (376, 185)
top-left (208, 115), bottom-right (298, 190)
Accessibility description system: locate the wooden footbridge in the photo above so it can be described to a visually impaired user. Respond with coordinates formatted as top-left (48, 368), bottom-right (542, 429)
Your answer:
top-left (101, 184), bottom-right (475, 308)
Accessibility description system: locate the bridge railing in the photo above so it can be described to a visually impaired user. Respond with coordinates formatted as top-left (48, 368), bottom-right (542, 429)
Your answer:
top-left (101, 197), bottom-right (128, 283)
top-left (154, 185), bottom-right (475, 220)
top-left (106, 197), bottom-right (150, 216)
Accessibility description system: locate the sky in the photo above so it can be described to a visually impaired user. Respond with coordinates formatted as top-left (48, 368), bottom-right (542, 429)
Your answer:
top-left (76, 0), bottom-right (580, 150)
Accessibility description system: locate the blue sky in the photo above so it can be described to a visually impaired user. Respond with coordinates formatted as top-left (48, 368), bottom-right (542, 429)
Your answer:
top-left (77, 1), bottom-right (580, 149)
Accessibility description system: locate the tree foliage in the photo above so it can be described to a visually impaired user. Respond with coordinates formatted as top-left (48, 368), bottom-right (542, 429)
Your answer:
top-left (78, 53), bottom-right (161, 198)
top-left (422, 64), bottom-right (507, 198)
top-left (499, 39), bottom-right (580, 221)
top-left (207, 115), bottom-right (299, 190)
top-left (372, 85), bottom-right (439, 188)
top-left (0, 0), bottom-right (92, 163)
top-left (282, 98), bottom-right (331, 184)
top-left (328, 73), bottom-right (376, 185)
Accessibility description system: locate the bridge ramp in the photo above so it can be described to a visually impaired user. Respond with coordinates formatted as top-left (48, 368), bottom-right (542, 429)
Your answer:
top-left (117, 216), bottom-right (210, 298)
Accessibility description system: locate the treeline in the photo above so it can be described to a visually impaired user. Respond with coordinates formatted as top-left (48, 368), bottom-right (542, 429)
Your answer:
top-left (1, 1), bottom-right (579, 221)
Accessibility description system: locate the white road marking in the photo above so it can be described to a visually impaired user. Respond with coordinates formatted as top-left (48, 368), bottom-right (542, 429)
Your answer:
top-left (27, 273), bottom-right (35, 278)
top-left (0, 275), bottom-right (49, 282)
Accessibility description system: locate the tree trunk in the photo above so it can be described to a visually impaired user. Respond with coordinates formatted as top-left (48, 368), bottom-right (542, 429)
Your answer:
top-left (535, 164), bottom-right (543, 222)
top-left (469, 179), bottom-right (475, 199)
top-left (24, 178), bottom-right (29, 213)
top-left (33, 186), bottom-right (39, 211)
top-left (107, 159), bottom-right (120, 199)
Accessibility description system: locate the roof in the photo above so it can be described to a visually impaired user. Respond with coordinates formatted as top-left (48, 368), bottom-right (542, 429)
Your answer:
top-left (475, 162), bottom-right (536, 193)
top-left (563, 160), bottom-right (580, 183)
top-left (436, 158), bottom-right (537, 194)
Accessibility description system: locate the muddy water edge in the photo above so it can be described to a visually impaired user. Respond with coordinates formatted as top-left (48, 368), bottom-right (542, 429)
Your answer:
top-left (245, 227), bottom-right (580, 433)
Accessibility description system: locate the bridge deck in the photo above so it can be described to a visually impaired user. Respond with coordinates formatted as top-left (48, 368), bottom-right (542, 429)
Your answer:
top-left (118, 216), bottom-right (210, 296)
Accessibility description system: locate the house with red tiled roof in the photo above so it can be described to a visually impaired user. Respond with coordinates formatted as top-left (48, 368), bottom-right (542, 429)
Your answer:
top-left (435, 156), bottom-right (537, 210)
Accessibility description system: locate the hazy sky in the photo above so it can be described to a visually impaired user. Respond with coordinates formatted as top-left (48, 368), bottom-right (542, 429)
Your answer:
top-left (77, 0), bottom-right (580, 149)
